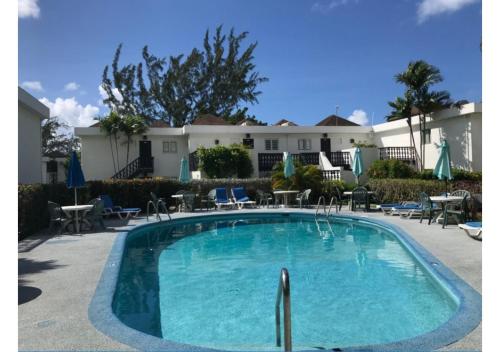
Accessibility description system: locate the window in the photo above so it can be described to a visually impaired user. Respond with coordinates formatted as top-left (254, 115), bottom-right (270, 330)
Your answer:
top-left (422, 129), bottom-right (431, 144)
top-left (163, 141), bottom-right (178, 153)
top-left (298, 139), bottom-right (311, 150)
top-left (265, 139), bottom-right (279, 151)
top-left (243, 138), bottom-right (254, 149)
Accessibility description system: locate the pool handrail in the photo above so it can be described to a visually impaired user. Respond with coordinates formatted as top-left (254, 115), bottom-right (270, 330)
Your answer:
top-left (315, 196), bottom-right (326, 216)
top-left (275, 268), bottom-right (292, 351)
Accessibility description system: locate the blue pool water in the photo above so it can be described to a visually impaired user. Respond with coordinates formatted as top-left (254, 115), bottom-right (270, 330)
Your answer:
top-left (112, 214), bottom-right (458, 350)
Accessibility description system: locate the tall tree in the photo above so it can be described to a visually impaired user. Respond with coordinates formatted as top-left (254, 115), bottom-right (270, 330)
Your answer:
top-left (393, 60), bottom-right (452, 170)
top-left (99, 112), bottom-right (122, 173)
top-left (42, 116), bottom-right (80, 155)
top-left (101, 25), bottom-right (268, 127)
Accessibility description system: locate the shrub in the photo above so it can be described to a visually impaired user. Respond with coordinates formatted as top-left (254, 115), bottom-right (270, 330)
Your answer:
top-left (271, 161), bottom-right (323, 200)
top-left (366, 178), bottom-right (482, 203)
top-left (197, 144), bottom-right (253, 178)
top-left (18, 177), bottom-right (272, 240)
top-left (367, 159), bottom-right (416, 179)
top-left (413, 168), bottom-right (481, 181)
top-left (321, 179), bottom-right (356, 195)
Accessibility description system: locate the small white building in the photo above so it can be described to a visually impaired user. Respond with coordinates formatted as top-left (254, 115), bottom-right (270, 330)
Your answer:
top-left (18, 87), bottom-right (50, 184)
top-left (74, 103), bottom-right (482, 181)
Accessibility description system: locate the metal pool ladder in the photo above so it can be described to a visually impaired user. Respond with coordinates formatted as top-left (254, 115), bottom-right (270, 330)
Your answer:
top-left (275, 268), bottom-right (292, 351)
top-left (316, 196), bottom-right (338, 217)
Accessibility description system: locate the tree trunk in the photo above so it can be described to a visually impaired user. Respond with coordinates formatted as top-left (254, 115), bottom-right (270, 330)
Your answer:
top-left (114, 133), bottom-right (120, 171)
top-left (406, 118), bottom-right (419, 170)
top-left (422, 115), bottom-right (427, 171)
top-left (126, 136), bottom-right (131, 166)
top-left (109, 136), bottom-right (116, 174)
top-left (418, 115), bottom-right (424, 171)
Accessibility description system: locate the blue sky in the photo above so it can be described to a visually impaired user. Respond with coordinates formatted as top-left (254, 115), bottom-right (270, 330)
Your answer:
top-left (19, 0), bottom-right (482, 128)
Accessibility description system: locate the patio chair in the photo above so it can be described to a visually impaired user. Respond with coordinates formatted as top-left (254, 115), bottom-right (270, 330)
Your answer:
top-left (147, 192), bottom-right (170, 221)
top-left (83, 198), bottom-right (105, 230)
top-left (100, 195), bottom-right (141, 219)
top-left (201, 189), bottom-right (217, 211)
top-left (47, 201), bottom-right (71, 234)
top-left (181, 191), bottom-right (196, 212)
top-left (351, 187), bottom-right (369, 212)
top-left (212, 188), bottom-right (236, 210)
top-left (443, 195), bottom-right (470, 228)
top-left (459, 222), bottom-right (482, 240)
top-left (256, 189), bottom-right (273, 208)
top-left (231, 187), bottom-right (256, 209)
top-left (296, 189), bottom-right (312, 208)
top-left (419, 192), bottom-right (438, 225)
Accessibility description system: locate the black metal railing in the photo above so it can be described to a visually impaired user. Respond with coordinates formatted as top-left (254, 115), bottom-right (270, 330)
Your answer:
top-left (299, 152), bottom-right (319, 165)
top-left (322, 170), bottom-right (341, 181)
top-left (329, 152), bottom-right (351, 170)
top-left (258, 153), bottom-right (283, 172)
top-left (379, 147), bottom-right (417, 165)
top-left (112, 156), bottom-right (154, 179)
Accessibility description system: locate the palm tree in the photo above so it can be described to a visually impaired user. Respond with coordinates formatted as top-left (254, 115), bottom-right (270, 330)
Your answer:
top-left (386, 91), bottom-right (421, 169)
top-left (393, 60), bottom-right (452, 170)
top-left (99, 112), bottom-right (122, 173)
top-left (119, 115), bottom-right (149, 166)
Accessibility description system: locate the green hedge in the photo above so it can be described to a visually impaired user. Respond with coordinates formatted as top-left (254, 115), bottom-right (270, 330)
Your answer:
top-left (18, 178), bottom-right (272, 240)
top-left (366, 179), bottom-right (482, 203)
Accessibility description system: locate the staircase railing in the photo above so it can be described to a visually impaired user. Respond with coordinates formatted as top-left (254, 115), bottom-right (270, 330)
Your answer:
top-left (112, 156), bottom-right (154, 179)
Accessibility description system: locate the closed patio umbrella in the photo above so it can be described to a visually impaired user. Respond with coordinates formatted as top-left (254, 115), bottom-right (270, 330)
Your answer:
top-left (283, 152), bottom-right (295, 178)
top-left (66, 151), bottom-right (86, 205)
top-left (433, 140), bottom-right (453, 195)
top-left (352, 147), bottom-right (364, 185)
top-left (179, 157), bottom-right (191, 184)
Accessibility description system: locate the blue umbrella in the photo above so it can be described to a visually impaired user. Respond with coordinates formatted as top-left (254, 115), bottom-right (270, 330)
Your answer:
top-left (352, 147), bottom-right (364, 185)
top-left (179, 157), bottom-right (191, 184)
top-left (283, 152), bottom-right (295, 178)
top-left (433, 140), bottom-right (453, 195)
top-left (66, 151), bottom-right (86, 205)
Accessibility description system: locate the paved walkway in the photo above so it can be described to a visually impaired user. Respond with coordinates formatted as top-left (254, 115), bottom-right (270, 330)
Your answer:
top-left (18, 209), bottom-right (481, 351)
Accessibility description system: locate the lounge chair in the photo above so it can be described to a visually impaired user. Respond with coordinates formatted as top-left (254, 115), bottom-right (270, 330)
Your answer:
top-left (212, 188), bottom-right (235, 210)
top-left (459, 222), bottom-right (482, 240)
top-left (389, 202), bottom-right (421, 216)
top-left (296, 189), bottom-right (312, 208)
top-left (100, 194), bottom-right (141, 219)
top-left (231, 187), bottom-right (256, 209)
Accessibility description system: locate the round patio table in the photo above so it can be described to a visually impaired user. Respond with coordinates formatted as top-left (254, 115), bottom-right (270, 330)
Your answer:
top-left (273, 190), bottom-right (299, 208)
top-left (429, 195), bottom-right (464, 225)
top-left (61, 204), bottom-right (93, 233)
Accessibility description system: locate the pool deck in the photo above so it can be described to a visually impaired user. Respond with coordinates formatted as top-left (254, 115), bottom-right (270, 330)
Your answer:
top-left (18, 208), bottom-right (482, 351)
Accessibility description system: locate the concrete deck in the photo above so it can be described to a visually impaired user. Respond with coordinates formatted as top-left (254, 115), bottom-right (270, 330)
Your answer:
top-left (18, 209), bottom-right (482, 351)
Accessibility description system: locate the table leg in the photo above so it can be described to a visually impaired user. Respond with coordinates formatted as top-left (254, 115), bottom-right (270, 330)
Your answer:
top-left (284, 194), bottom-right (288, 208)
top-left (75, 210), bottom-right (80, 233)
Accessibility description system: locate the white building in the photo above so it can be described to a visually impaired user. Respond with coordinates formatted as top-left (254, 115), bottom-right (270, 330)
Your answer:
top-left (18, 87), bottom-right (50, 184)
top-left (75, 103), bottom-right (482, 182)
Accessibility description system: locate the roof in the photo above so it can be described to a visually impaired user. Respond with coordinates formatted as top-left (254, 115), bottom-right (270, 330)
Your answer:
top-left (43, 151), bottom-right (68, 159)
top-left (274, 119), bottom-right (298, 126)
top-left (315, 114), bottom-right (359, 126)
top-left (90, 119), bottom-right (170, 128)
top-left (191, 114), bottom-right (230, 125)
top-left (18, 87), bottom-right (50, 119)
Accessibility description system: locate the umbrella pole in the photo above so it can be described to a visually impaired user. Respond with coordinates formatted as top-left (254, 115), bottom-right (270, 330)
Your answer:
top-left (74, 188), bottom-right (77, 205)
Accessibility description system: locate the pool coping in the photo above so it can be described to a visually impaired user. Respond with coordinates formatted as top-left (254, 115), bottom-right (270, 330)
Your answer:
top-left (88, 211), bottom-right (482, 352)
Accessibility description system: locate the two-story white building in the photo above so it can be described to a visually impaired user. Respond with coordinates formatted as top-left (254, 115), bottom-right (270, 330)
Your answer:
top-left (75, 102), bottom-right (482, 182)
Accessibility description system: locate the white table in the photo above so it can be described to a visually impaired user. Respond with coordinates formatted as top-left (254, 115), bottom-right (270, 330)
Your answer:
top-left (61, 204), bottom-right (93, 233)
top-left (273, 190), bottom-right (299, 207)
top-left (430, 196), bottom-right (464, 224)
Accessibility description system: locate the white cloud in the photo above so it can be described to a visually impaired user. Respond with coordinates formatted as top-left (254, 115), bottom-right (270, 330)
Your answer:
top-left (18, 0), bottom-right (40, 18)
top-left (311, 0), bottom-right (356, 13)
top-left (347, 109), bottom-right (369, 126)
top-left (64, 82), bottom-right (80, 91)
top-left (39, 97), bottom-right (100, 129)
top-left (98, 85), bottom-right (123, 106)
top-left (21, 81), bottom-right (43, 91)
top-left (417, 0), bottom-right (479, 23)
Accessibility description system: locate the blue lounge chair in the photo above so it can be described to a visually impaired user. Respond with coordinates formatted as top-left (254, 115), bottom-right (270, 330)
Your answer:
top-left (212, 188), bottom-right (235, 210)
top-left (231, 187), bottom-right (256, 209)
top-left (100, 195), bottom-right (141, 219)
top-left (459, 222), bottom-right (482, 240)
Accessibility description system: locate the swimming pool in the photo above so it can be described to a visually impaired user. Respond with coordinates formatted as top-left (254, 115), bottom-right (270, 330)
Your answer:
top-left (90, 212), bottom-right (481, 351)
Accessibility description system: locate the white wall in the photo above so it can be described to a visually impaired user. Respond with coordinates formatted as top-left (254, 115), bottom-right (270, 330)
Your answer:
top-left (18, 103), bottom-right (43, 184)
